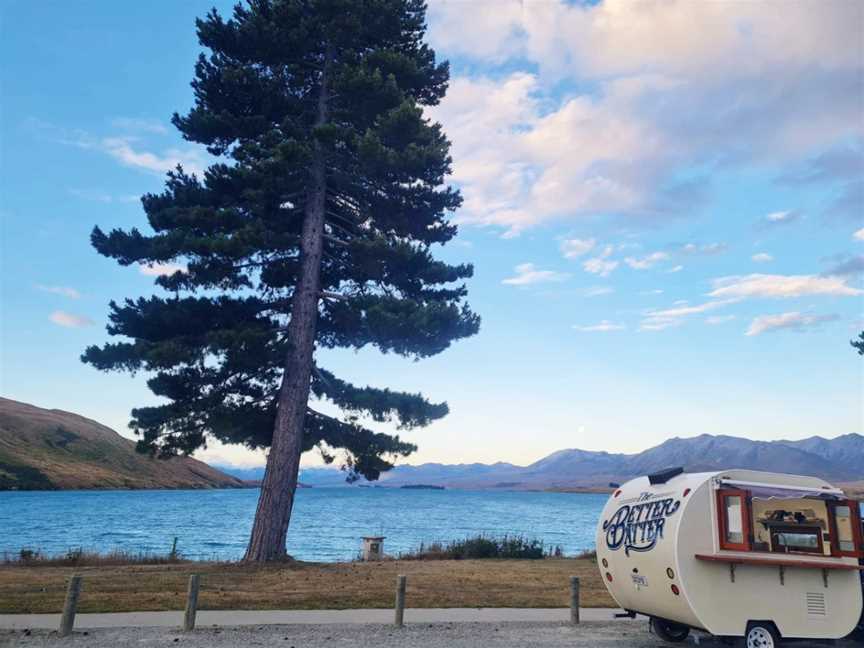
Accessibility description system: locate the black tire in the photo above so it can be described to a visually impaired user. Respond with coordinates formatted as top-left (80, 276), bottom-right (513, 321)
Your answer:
top-left (650, 617), bottom-right (690, 643)
top-left (743, 622), bottom-right (781, 648)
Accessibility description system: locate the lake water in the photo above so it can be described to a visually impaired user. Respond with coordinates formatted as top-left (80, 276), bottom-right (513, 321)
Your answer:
top-left (0, 488), bottom-right (607, 562)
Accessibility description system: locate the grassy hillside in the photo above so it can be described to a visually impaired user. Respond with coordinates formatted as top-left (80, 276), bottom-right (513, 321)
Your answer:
top-left (0, 398), bottom-right (244, 490)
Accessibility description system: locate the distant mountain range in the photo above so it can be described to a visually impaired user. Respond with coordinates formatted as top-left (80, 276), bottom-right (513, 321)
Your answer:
top-left (0, 398), bottom-right (244, 490)
top-left (219, 433), bottom-right (864, 490)
top-left (2, 395), bottom-right (860, 492)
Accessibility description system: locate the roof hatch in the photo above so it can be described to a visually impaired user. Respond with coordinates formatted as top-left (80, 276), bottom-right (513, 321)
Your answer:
top-left (648, 466), bottom-right (685, 485)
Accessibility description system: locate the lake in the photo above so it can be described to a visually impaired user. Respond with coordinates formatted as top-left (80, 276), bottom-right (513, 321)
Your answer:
top-left (0, 488), bottom-right (607, 562)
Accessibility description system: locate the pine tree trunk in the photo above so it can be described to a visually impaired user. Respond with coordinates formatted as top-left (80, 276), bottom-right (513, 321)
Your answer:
top-left (243, 47), bottom-right (332, 563)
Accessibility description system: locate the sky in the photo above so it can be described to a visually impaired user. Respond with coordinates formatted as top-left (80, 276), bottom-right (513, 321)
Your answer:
top-left (1, 0), bottom-right (862, 470)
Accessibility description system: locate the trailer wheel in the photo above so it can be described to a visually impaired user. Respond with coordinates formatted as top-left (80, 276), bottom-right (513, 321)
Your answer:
top-left (744, 622), bottom-right (781, 648)
top-left (650, 617), bottom-right (690, 643)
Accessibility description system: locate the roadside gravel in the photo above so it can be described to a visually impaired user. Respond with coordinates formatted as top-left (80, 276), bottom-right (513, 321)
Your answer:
top-left (2, 621), bottom-right (858, 647)
top-left (1, 622), bottom-right (662, 647)
top-left (3, 621), bottom-right (855, 648)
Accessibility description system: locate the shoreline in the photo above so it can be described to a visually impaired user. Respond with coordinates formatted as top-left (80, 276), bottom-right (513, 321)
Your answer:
top-left (0, 485), bottom-right (611, 494)
top-left (5, 482), bottom-right (859, 496)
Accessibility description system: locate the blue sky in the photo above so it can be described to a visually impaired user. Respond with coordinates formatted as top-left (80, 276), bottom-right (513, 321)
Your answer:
top-left (1, 0), bottom-right (862, 469)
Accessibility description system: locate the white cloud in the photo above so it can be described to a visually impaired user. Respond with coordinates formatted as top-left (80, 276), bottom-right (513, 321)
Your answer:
top-left (709, 274), bottom-right (862, 299)
top-left (110, 117), bottom-right (169, 134)
top-left (194, 439), bottom-right (267, 469)
top-left (640, 299), bottom-right (737, 331)
top-left (100, 137), bottom-right (207, 176)
top-left (574, 320), bottom-right (626, 332)
top-left (430, 0), bottom-right (860, 81)
top-left (667, 265), bottom-right (684, 273)
top-left (561, 238), bottom-right (596, 259)
top-left (752, 253), bottom-right (773, 263)
top-left (640, 271), bottom-right (861, 331)
top-left (583, 286), bottom-right (614, 297)
top-left (583, 258), bottom-right (618, 278)
top-left (36, 284), bottom-right (80, 299)
top-left (639, 318), bottom-right (682, 332)
top-left (427, 1), bottom-right (526, 63)
top-left (28, 119), bottom-right (208, 177)
top-left (854, 228), bottom-right (864, 241)
top-left (582, 258), bottom-right (619, 277)
top-left (680, 242), bottom-right (728, 256)
top-left (502, 263), bottom-right (570, 286)
top-left (69, 189), bottom-right (112, 203)
top-left (825, 179), bottom-right (864, 222)
top-left (427, 72), bottom-right (671, 234)
top-left (746, 312), bottom-right (840, 336)
top-left (139, 262), bottom-right (187, 277)
top-left (641, 289), bottom-right (664, 295)
top-left (823, 255), bottom-right (864, 277)
top-left (50, 310), bottom-right (94, 328)
top-left (69, 188), bottom-right (141, 204)
top-left (582, 245), bottom-right (619, 277)
top-left (425, 0), bottom-right (863, 233)
top-left (624, 251), bottom-right (669, 270)
top-left (706, 315), bottom-right (736, 325)
top-left (761, 210), bottom-right (800, 226)
top-left (648, 299), bottom-right (736, 320)
top-left (779, 143), bottom-right (864, 185)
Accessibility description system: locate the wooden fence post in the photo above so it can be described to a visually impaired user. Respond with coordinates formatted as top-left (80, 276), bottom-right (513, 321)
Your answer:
top-left (59, 575), bottom-right (83, 637)
top-left (569, 576), bottom-right (580, 625)
top-left (394, 574), bottom-right (407, 627)
top-left (184, 574), bottom-right (200, 632)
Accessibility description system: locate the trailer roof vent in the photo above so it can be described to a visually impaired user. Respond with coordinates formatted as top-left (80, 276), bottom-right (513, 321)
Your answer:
top-left (648, 467), bottom-right (685, 485)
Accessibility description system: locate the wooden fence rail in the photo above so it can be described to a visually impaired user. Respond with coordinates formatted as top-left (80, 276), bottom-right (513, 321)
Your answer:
top-left (53, 569), bottom-right (585, 635)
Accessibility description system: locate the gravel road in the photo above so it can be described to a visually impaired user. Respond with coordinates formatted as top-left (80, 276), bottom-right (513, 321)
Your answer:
top-left (1, 622), bottom-right (858, 648)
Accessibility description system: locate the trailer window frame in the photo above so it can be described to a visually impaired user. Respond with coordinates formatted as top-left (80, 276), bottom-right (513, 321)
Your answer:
top-left (768, 524), bottom-right (824, 555)
top-left (827, 499), bottom-right (864, 558)
top-left (717, 488), bottom-right (751, 552)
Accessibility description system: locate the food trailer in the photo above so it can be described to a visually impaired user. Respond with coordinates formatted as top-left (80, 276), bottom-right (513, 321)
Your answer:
top-left (595, 468), bottom-right (863, 646)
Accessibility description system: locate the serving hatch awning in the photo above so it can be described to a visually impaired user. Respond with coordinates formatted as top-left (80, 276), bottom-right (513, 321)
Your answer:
top-left (717, 478), bottom-right (845, 500)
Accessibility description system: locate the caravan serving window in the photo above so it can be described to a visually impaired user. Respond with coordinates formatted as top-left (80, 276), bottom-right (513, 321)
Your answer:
top-left (717, 484), bottom-right (863, 557)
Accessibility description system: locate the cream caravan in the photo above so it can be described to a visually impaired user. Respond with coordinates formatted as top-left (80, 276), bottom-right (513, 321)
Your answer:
top-left (596, 468), bottom-right (863, 646)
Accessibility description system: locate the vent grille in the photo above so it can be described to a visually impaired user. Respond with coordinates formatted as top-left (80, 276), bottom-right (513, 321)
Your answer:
top-left (806, 592), bottom-right (826, 616)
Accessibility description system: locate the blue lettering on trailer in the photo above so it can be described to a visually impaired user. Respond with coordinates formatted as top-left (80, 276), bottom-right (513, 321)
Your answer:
top-left (603, 496), bottom-right (681, 556)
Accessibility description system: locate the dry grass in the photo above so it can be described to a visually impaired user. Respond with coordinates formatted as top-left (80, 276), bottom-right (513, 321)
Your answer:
top-left (840, 481), bottom-right (864, 500)
top-left (0, 558), bottom-right (614, 614)
top-left (4, 547), bottom-right (185, 567)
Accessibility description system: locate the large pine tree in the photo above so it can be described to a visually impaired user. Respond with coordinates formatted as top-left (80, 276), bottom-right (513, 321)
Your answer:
top-left (83, 0), bottom-right (479, 561)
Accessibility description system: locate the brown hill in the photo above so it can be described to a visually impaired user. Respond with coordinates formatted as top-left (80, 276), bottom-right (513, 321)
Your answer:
top-left (0, 397), bottom-right (244, 490)
top-left (839, 481), bottom-right (864, 500)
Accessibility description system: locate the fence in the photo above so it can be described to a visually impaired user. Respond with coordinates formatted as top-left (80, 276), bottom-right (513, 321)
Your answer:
top-left (53, 572), bottom-right (582, 636)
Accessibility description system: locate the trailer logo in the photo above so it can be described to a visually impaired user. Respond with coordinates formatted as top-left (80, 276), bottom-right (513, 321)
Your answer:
top-left (603, 495), bottom-right (681, 556)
